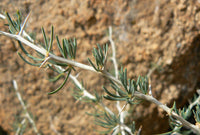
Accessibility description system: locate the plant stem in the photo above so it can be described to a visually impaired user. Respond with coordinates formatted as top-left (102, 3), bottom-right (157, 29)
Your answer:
top-left (13, 80), bottom-right (40, 135)
top-left (15, 118), bottom-right (26, 135)
top-left (109, 26), bottom-right (127, 134)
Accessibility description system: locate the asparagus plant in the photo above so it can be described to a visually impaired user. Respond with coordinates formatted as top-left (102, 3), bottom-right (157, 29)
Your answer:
top-left (1, 11), bottom-right (200, 135)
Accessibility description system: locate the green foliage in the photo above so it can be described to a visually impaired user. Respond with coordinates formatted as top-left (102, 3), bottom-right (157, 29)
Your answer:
top-left (104, 68), bottom-right (148, 104)
top-left (4, 12), bottom-right (78, 95)
top-left (164, 92), bottom-right (200, 135)
top-left (88, 110), bottom-right (119, 134)
top-left (12, 117), bottom-right (28, 135)
top-left (72, 81), bottom-right (100, 103)
top-left (88, 44), bottom-right (108, 71)
top-left (5, 11), bottom-right (22, 34)
top-left (56, 36), bottom-right (77, 59)
top-left (88, 108), bottom-right (136, 134)
top-left (131, 121), bottom-right (136, 133)
top-left (48, 69), bottom-right (71, 94)
top-left (136, 75), bottom-right (149, 94)
top-left (169, 102), bottom-right (183, 127)
top-left (193, 105), bottom-right (200, 123)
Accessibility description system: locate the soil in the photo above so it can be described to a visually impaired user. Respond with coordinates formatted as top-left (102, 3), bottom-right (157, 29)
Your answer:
top-left (1, 0), bottom-right (200, 134)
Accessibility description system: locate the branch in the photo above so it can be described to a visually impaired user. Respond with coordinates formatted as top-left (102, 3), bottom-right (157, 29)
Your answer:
top-left (55, 65), bottom-right (115, 115)
top-left (0, 31), bottom-right (95, 72)
top-left (109, 26), bottom-right (121, 110)
top-left (49, 116), bottom-right (61, 135)
top-left (15, 118), bottom-right (26, 135)
top-left (109, 26), bottom-right (127, 134)
top-left (13, 80), bottom-right (40, 135)
top-left (134, 92), bottom-right (200, 134)
top-left (0, 13), bottom-right (6, 19)
top-left (188, 90), bottom-right (200, 110)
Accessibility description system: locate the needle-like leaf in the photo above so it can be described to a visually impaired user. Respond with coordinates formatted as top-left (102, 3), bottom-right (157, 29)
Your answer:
top-left (48, 73), bottom-right (65, 82)
top-left (18, 52), bottom-right (41, 66)
top-left (18, 41), bottom-right (44, 61)
top-left (55, 35), bottom-right (64, 57)
top-left (41, 27), bottom-right (48, 49)
top-left (48, 69), bottom-right (71, 95)
top-left (48, 26), bottom-right (54, 52)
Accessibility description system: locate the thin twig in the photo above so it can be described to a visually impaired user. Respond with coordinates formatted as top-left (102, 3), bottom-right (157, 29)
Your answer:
top-left (13, 80), bottom-right (40, 135)
top-left (137, 125), bottom-right (142, 135)
top-left (55, 65), bottom-right (96, 100)
top-left (112, 125), bottom-right (120, 135)
top-left (49, 116), bottom-right (61, 135)
top-left (0, 13), bottom-right (6, 19)
top-left (148, 78), bottom-right (153, 96)
top-left (134, 92), bottom-right (200, 134)
top-left (15, 118), bottom-right (26, 135)
top-left (18, 12), bottom-right (31, 36)
top-left (109, 26), bottom-right (121, 111)
top-left (56, 65), bottom-right (115, 116)
top-left (0, 13), bottom-right (34, 42)
top-left (0, 31), bottom-right (95, 72)
top-left (147, 57), bottom-right (162, 78)
top-left (118, 102), bottom-right (128, 117)
top-left (147, 58), bottom-right (162, 97)
top-left (122, 124), bottom-right (134, 135)
top-left (109, 26), bottom-right (119, 80)
top-left (188, 90), bottom-right (200, 110)
top-left (109, 26), bottom-right (127, 135)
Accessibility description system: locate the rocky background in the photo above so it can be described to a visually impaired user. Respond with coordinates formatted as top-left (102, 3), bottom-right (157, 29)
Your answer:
top-left (1, 0), bottom-right (200, 134)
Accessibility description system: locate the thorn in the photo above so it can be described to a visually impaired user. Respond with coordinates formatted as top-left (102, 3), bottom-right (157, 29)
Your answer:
top-left (137, 125), bottom-right (142, 135)
top-left (118, 102), bottom-right (128, 117)
top-left (148, 78), bottom-right (153, 96)
top-left (75, 72), bottom-right (81, 78)
top-left (197, 89), bottom-right (200, 95)
top-left (39, 56), bottom-right (51, 70)
top-left (75, 98), bottom-right (82, 104)
top-left (18, 11), bottom-right (31, 36)
top-left (12, 80), bottom-right (18, 90)
top-left (103, 47), bottom-right (108, 70)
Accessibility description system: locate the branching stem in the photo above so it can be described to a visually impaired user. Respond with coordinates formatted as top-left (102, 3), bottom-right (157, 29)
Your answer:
top-left (56, 65), bottom-right (115, 116)
top-left (109, 26), bottom-right (126, 134)
top-left (15, 118), bottom-right (26, 135)
top-left (13, 80), bottom-right (40, 135)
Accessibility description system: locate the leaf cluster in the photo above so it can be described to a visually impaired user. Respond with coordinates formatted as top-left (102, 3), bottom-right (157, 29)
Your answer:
top-left (104, 68), bottom-right (149, 104)
top-left (170, 102), bottom-right (192, 127)
top-left (4, 12), bottom-right (78, 95)
top-left (56, 35), bottom-right (77, 60)
top-left (12, 116), bottom-right (28, 135)
top-left (193, 105), bottom-right (200, 124)
top-left (88, 44), bottom-right (108, 71)
top-left (72, 81), bottom-right (101, 103)
top-left (88, 111), bottom-right (119, 134)
top-left (166, 92), bottom-right (200, 135)
top-left (5, 11), bottom-right (22, 34)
